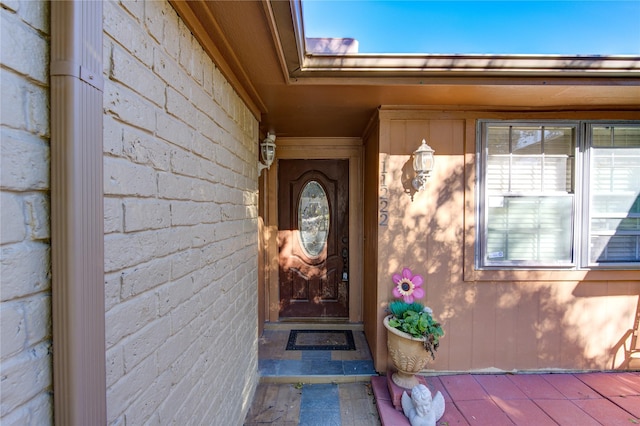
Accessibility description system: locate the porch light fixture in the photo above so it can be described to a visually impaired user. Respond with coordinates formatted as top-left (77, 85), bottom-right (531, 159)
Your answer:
top-left (412, 139), bottom-right (435, 191)
top-left (258, 132), bottom-right (276, 176)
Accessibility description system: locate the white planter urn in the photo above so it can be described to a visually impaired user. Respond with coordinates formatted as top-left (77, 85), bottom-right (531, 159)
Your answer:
top-left (384, 315), bottom-right (433, 389)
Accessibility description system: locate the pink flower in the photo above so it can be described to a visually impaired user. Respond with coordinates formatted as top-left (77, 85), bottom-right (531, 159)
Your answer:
top-left (392, 267), bottom-right (424, 303)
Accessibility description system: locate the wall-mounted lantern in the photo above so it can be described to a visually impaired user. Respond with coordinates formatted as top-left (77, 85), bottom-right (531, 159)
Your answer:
top-left (412, 139), bottom-right (435, 191)
top-left (258, 132), bottom-right (276, 176)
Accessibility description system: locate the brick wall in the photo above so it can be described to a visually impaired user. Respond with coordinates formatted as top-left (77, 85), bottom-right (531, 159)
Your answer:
top-left (102, 1), bottom-right (259, 424)
top-left (0, 0), bottom-right (52, 424)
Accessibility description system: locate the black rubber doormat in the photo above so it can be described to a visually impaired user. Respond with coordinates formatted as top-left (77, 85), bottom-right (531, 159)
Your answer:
top-left (286, 330), bottom-right (356, 351)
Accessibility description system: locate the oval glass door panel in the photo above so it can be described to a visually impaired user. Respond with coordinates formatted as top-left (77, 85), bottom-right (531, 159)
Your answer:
top-left (298, 180), bottom-right (330, 257)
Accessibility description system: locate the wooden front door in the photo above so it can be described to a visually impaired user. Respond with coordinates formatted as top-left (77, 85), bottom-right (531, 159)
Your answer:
top-left (278, 159), bottom-right (349, 318)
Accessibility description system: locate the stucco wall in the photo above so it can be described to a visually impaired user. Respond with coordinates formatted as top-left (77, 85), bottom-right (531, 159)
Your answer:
top-left (0, 0), bottom-right (52, 423)
top-left (102, 1), bottom-right (259, 424)
top-left (372, 110), bottom-right (640, 373)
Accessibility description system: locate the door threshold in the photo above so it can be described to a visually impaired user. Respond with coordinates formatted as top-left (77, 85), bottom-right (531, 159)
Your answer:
top-left (264, 321), bottom-right (364, 331)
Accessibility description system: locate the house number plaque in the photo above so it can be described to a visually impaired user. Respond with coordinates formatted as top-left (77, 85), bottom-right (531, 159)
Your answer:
top-left (379, 155), bottom-right (389, 226)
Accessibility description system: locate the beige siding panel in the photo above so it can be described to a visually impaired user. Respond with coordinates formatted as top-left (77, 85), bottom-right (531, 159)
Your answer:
top-left (375, 110), bottom-right (640, 373)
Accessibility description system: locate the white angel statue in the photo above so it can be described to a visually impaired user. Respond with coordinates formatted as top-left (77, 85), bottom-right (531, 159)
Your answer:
top-left (401, 383), bottom-right (445, 426)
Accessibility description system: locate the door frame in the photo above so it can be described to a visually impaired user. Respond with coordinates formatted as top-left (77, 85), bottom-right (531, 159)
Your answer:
top-left (260, 137), bottom-right (363, 323)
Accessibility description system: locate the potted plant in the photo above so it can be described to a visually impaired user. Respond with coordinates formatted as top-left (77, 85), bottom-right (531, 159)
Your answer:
top-left (384, 267), bottom-right (444, 389)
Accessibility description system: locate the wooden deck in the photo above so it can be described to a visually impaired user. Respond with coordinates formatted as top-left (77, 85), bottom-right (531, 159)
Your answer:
top-left (373, 372), bottom-right (640, 426)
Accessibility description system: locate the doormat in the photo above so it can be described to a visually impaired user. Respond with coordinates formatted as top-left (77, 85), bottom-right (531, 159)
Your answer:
top-left (286, 330), bottom-right (356, 351)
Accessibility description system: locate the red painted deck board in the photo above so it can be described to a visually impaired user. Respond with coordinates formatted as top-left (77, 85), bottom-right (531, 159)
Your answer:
top-left (573, 398), bottom-right (639, 425)
top-left (507, 374), bottom-right (567, 400)
top-left (577, 372), bottom-right (640, 397)
top-left (609, 372), bottom-right (640, 394)
top-left (455, 399), bottom-right (515, 425)
top-left (609, 395), bottom-right (640, 418)
top-left (533, 399), bottom-right (601, 426)
top-left (440, 375), bottom-right (489, 401)
top-left (475, 374), bottom-right (528, 400)
top-left (542, 373), bottom-right (601, 399)
top-left (493, 399), bottom-right (557, 426)
top-left (422, 376), bottom-right (453, 402)
top-left (438, 403), bottom-right (471, 426)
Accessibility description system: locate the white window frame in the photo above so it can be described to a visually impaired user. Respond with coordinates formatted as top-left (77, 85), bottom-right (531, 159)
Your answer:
top-left (477, 120), bottom-right (640, 270)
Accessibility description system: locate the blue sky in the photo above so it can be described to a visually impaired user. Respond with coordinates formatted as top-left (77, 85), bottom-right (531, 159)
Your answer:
top-left (302, 1), bottom-right (640, 55)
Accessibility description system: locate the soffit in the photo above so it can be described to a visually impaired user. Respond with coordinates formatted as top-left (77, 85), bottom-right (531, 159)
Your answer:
top-left (174, 1), bottom-right (640, 139)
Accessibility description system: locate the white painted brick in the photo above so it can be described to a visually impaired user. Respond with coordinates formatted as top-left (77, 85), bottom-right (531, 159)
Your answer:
top-left (25, 79), bottom-right (48, 137)
top-left (221, 204), bottom-right (251, 221)
top-left (169, 145), bottom-right (200, 178)
top-left (0, 11), bottom-right (48, 83)
top-left (23, 193), bottom-right (48, 240)
top-left (156, 172), bottom-right (194, 200)
top-left (0, 341), bottom-right (51, 417)
top-left (16, 0), bottom-right (49, 34)
top-left (157, 274), bottom-right (194, 317)
top-left (0, 1), bottom-right (19, 12)
top-left (119, 0), bottom-right (144, 24)
top-left (0, 192), bottom-right (26, 244)
top-left (0, 241), bottom-right (49, 300)
top-left (216, 145), bottom-right (243, 174)
top-left (189, 223), bottom-right (217, 248)
top-left (105, 345), bottom-right (124, 388)
top-left (153, 48), bottom-right (190, 97)
top-left (105, 289), bottom-right (157, 348)
top-left (161, 7), bottom-right (180, 60)
top-left (170, 201), bottom-right (220, 227)
top-left (0, 70), bottom-right (27, 131)
top-left (179, 179), bottom-right (209, 203)
top-left (0, 392), bottom-right (52, 426)
top-left (155, 111), bottom-right (193, 150)
top-left (103, 0), bottom-right (153, 67)
top-left (144, 0), bottom-right (165, 44)
top-left (106, 354), bottom-right (157, 422)
top-left (195, 110), bottom-right (218, 142)
top-left (104, 271), bottom-right (121, 313)
top-left (0, 301), bottom-right (26, 358)
top-left (100, 1), bottom-right (261, 424)
top-left (154, 227), bottom-right (193, 257)
top-left (156, 322), bottom-right (192, 372)
top-left (104, 80), bottom-right (157, 133)
top-left (104, 156), bottom-right (157, 197)
top-left (123, 127), bottom-right (170, 171)
top-left (123, 198), bottom-right (171, 232)
top-left (110, 45), bottom-right (165, 107)
top-left (177, 18), bottom-right (193, 76)
top-left (191, 85), bottom-right (214, 119)
top-left (192, 132), bottom-right (217, 162)
top-left (166, 87), bottom-right (198, 131)
top-left (211, 102), bottom-right (235, 136)
top-left (122, 316), bottom-right (170, 372)
top-left (104, 230), bottom-right (158, 273)
top-left (200, 241), bottom-right (229, 267)
top-left (23, 293), bottom-right (50, 348)
top-left (104, 115), bottom-right (124, 157)
top-left (0, 129), bottom-right (49, 191)
top-left (120, 260), bottom-right (169, 301)
top-left (199, 157), bottom-right (225, 186)
top-left (202, 57), bottom-right (214, 96)
top-left (123, 369), bottom-right (172, 426)
top-left (170, 249), bottom-right (201, 280)
top-left (104, 196), bottom-right (123, 234)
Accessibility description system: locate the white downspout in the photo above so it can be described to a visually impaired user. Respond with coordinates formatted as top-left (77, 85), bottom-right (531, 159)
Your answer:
top-left (50, 1), bottom-right (106, 423)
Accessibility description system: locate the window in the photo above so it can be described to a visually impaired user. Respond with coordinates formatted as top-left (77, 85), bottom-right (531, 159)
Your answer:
top-left (477, 121), bottom-right (640, 269)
